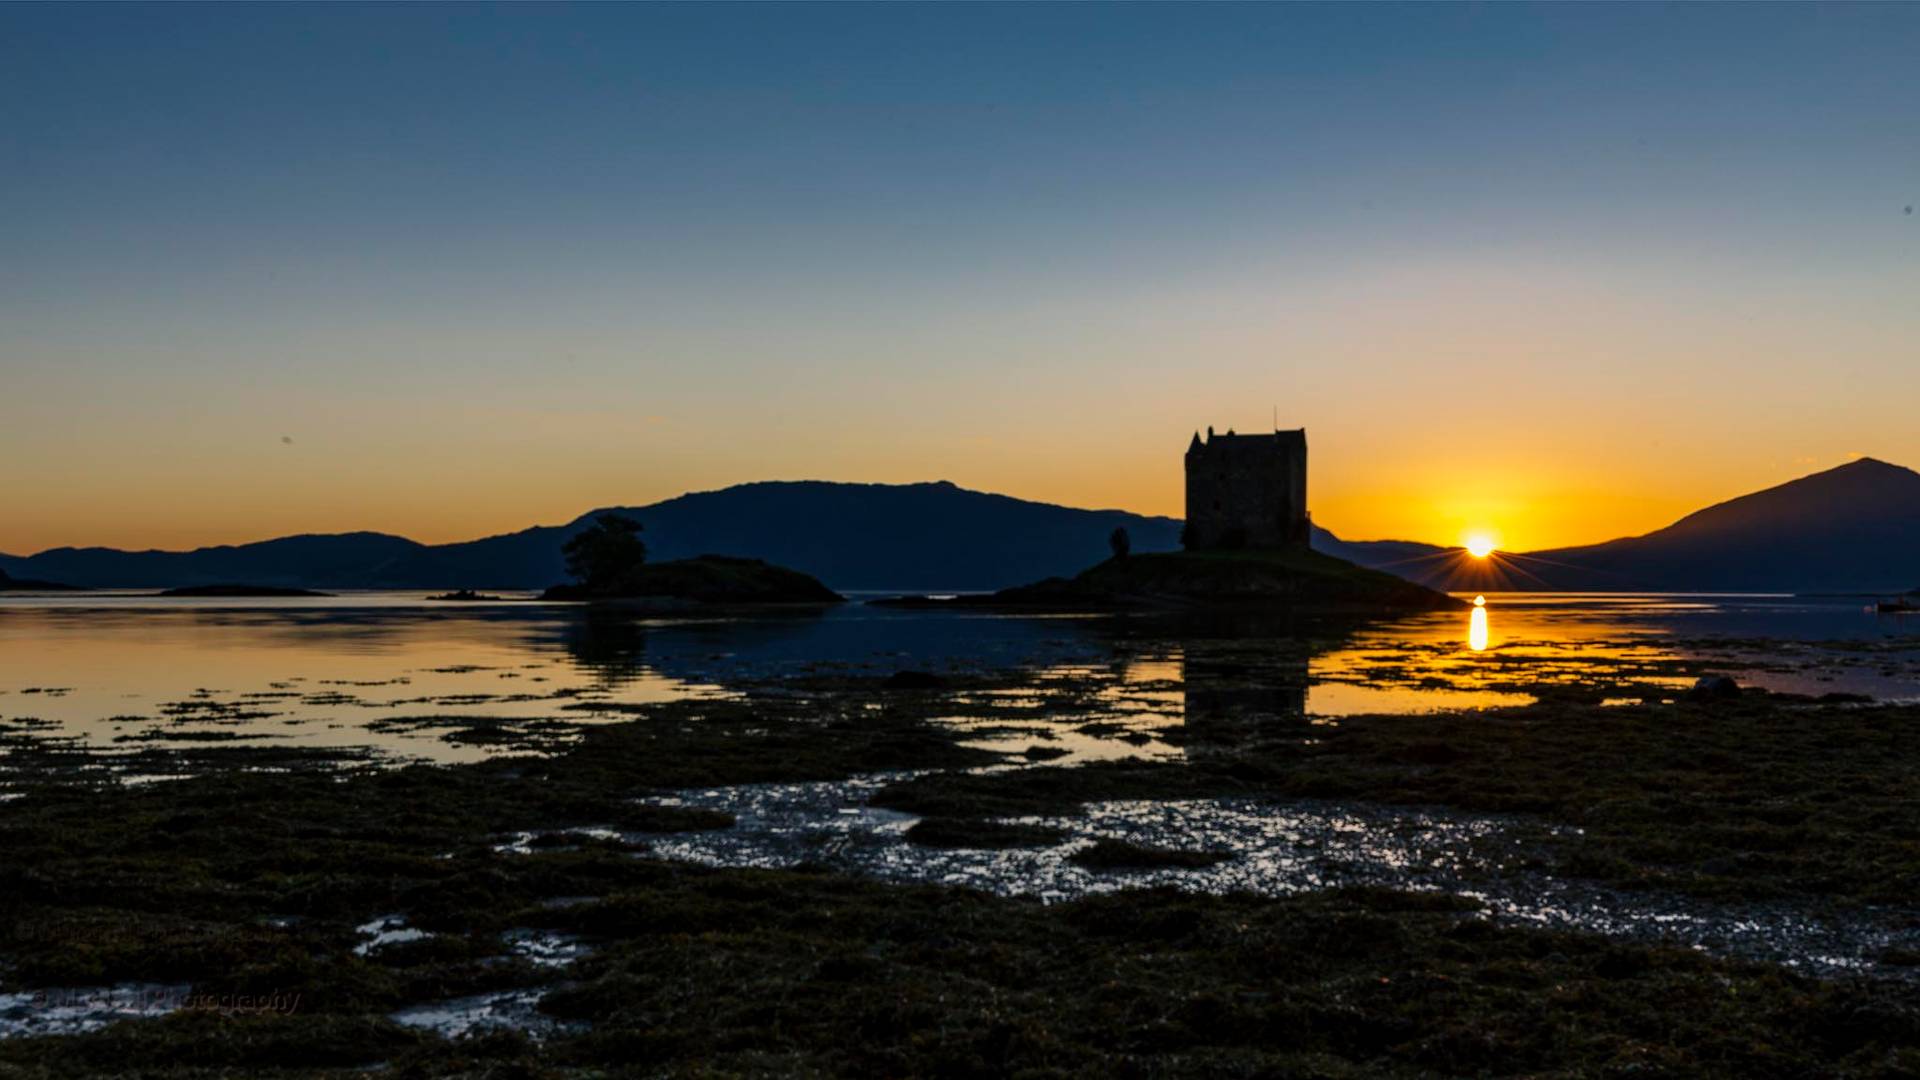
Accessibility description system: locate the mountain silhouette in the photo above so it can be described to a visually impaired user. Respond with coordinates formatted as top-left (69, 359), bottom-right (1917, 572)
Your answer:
top-left (0, 482), bottom-right (1182, 591)
top-left (0, 532), bottom-right (426, 591)
top-left (3, 462), bottom-right (1914, 593)
top-left (1305, 529), bottom-right (1448, 572)
top-left (0, 567), bottom-right (81, 591)
top-left (1357, 458), bottom-right (1920, 593)
top-left (1484, 458), bottom-right (1920, 592)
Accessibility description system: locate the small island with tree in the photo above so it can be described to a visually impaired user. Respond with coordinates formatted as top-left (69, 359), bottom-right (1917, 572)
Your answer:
top-left (426, 589), bottom-right (510, 602)
top-left (539, 513), bottom-right (843, 606)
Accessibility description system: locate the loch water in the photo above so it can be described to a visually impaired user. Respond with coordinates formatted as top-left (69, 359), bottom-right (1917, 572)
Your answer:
top-left (2, 591), bottom-right (1915, 766)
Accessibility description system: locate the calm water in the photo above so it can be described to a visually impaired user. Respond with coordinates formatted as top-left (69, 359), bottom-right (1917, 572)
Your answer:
top-left (3, 590), bottom-right (1919, 1016)
top-left (2, 591), bottom-right (1917, 768)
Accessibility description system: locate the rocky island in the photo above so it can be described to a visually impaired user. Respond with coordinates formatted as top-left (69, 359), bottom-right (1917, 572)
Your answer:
top-left (536, 513), bottom-right (842, 607)
top-left (542, 554), bottom-right (842, 605)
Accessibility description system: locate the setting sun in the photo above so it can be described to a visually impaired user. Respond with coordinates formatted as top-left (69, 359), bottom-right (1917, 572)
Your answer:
top-left (1464, 534), bottom-right (1497, 559)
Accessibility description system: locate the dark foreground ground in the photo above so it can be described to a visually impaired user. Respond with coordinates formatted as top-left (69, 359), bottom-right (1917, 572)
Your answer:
top-left (1, 677), bottom-right (1917, 1076)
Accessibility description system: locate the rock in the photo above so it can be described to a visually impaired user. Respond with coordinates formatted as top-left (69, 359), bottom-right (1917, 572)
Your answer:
top-left (883, 671), bottom-right (947, 691)
top-left (1685, 675), bottom-right (1742, 702)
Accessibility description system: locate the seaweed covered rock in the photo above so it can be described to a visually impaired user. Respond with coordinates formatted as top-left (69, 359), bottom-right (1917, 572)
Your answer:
top-left (1684, 674), bottom-right (1742, 702)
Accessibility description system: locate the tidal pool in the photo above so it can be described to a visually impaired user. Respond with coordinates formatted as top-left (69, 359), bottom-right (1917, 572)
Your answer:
top-left (390, 989), bottom-right (577, 1041)
top-left (633, 774), bottom-right (1920, 980)
top-left (0, 984), bottom-right (193, 1040)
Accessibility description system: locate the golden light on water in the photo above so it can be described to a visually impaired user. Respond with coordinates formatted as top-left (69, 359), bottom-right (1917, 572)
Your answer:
top-left (1464, 534), bottom-right (1497, 559)
top-left (1468, 597), bottom-right (1490, 651)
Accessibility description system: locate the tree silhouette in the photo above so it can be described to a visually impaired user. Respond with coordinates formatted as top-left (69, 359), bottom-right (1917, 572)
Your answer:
top-left (563, 514), bottom-right (647, 590)
top-left (1109, 527), bottom-right (1131, 561)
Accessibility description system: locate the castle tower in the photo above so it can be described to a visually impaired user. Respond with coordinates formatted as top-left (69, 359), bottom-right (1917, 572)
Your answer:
top-left (1184, 426), bottom-right (1308, 550)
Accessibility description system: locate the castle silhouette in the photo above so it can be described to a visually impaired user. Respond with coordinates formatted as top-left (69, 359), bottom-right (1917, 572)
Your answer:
top-left (1184, 426), bottom-right (1309, 550)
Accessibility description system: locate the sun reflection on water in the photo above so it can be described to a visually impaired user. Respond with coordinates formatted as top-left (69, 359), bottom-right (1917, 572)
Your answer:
top-left (1469, 596), bottom-right (1489, 652)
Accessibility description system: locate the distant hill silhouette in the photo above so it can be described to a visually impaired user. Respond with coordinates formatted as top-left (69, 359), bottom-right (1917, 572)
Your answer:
top-left (1476, 458), bottom-right (1920, 593)
top-left (364, 481), bottom-right (1187, 591)
top-left (4, 462), bottom-right (1914, 593)
top-left (1306, 527), bottom-right (1447, 573)
top-left (0, 533), bottom-right (426, 591)
top-left (0, 482), bottom-right (1183, 591)
top-left (1347, 458), bottom-right (1920, 594)
top-left (0, 567), bottom-right (82, 591)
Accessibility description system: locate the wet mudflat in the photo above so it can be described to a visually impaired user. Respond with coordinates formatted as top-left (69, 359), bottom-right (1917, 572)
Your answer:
top-left (0, 594), bottom-right (1917, 1075)
top-left (634, 776), bottom-right (1920, 979)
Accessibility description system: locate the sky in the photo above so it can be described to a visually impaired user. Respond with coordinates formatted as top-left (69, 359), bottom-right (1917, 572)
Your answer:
top-left (3, 3), bottom-right (1917, 555)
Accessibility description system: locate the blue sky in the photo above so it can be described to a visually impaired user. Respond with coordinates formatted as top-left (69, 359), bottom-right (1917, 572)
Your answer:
top-left (3, 3), bottom-right (1917, 552)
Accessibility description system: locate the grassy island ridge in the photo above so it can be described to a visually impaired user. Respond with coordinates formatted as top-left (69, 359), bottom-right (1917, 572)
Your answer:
top-left (887, 547), bottom-right (1466, 613)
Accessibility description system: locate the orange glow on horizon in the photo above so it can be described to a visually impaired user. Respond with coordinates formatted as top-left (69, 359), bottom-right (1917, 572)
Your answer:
top-left (0, 421), bottom-right (1903, 557)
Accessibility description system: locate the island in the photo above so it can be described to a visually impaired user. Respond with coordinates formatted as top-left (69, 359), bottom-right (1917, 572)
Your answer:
top-left (882, 428), bottom-right (1463, 613)
top-left (879, 546), bottom-right (1463, 613)
top-left (541, 554), bottom-right (843, 606)
top-left (537, 513), bottom-right (842, 607)
top-left (156, 584), bottom-right (335, 598)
